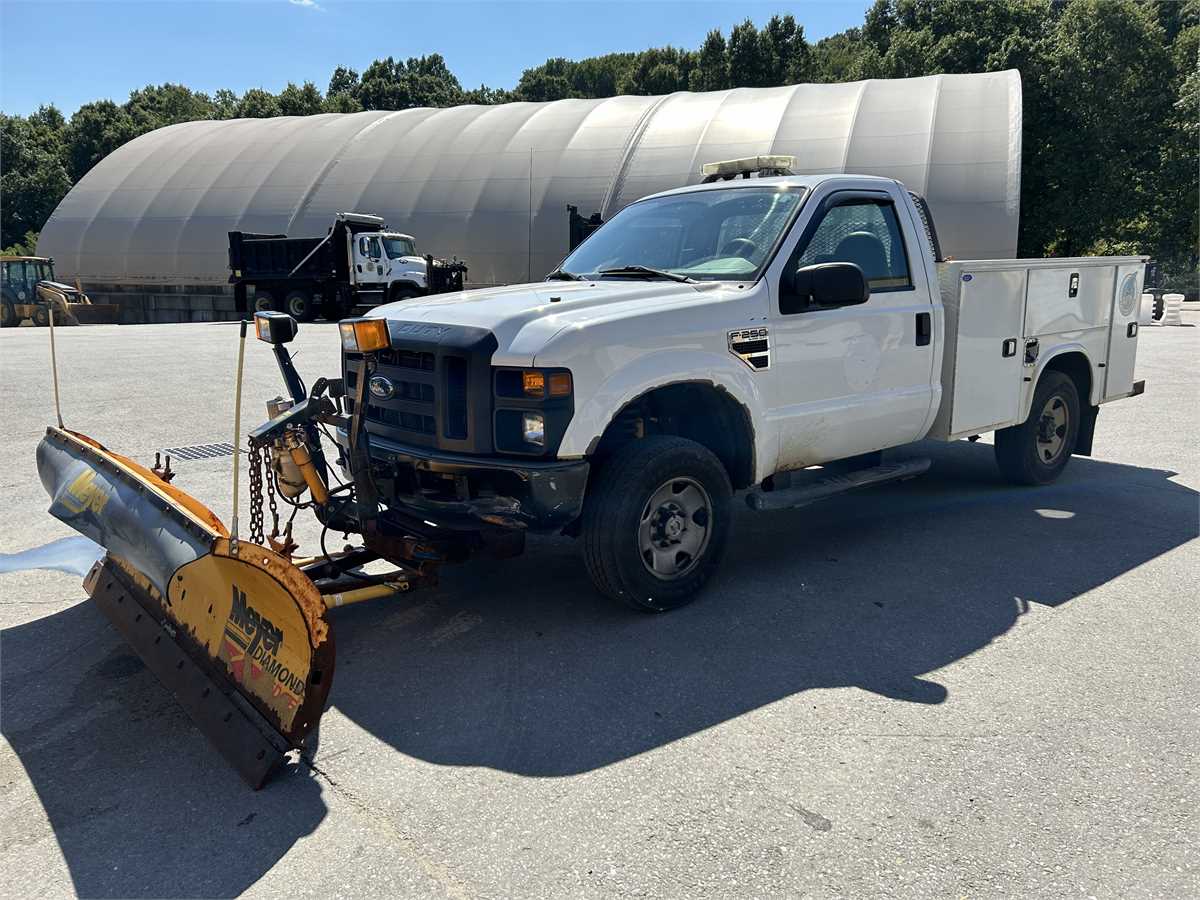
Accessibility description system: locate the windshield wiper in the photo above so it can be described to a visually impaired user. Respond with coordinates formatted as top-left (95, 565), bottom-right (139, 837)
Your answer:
top-left (545, 268), bottom-right (584, 281)
top-left (597, 265), bottom-right (695, 283)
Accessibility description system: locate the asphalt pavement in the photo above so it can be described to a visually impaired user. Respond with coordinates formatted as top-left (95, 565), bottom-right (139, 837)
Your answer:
top-left (1, 311), bottom-right (1196, 898)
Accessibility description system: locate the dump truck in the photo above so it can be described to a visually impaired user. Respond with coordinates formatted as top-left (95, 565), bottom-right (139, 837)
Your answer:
top-left (36, 159), bottom-right (1147, 787)
top-left (1, 256), bottom-right (119, 326)
top-left (228, 212), bottom-right (467, 322)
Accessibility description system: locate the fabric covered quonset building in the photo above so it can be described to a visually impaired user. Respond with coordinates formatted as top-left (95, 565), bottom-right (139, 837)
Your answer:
top-left (38, 70), bottom-right (1022, 321)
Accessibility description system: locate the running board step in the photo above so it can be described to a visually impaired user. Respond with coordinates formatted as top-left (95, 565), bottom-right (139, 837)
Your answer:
top-left (745, 458), bottom-right (931, 512)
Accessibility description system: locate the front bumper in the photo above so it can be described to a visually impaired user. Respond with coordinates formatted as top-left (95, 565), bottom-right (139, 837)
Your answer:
top-left (336, 429), bottom-right (589, 531)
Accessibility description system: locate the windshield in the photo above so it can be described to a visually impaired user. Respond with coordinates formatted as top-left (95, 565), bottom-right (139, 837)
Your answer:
top-left (558, 185), bottom-right (804, 282)
top-left (1, 261), bottom-right (53, 285)
top-left (383, 237), bottom-right (416, 258)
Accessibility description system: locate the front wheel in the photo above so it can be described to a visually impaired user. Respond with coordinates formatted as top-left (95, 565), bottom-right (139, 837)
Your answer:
top-left (0, 301), bottom-right (16, 327)
top-left (581, 435), bottom-right (732, 612)
top-left (252, 290), bottom-right (276, 313)
top-left (995, 370), bottom-right (1081, 485)
top-left (31, 305), bottom-right (50, 327)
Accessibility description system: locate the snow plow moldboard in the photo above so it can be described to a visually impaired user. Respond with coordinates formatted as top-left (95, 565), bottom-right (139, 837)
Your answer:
top-left (36, 426), bottom-right (335, 787)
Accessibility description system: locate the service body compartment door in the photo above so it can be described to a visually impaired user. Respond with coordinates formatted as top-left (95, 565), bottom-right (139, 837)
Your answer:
top-left (948, 269), bottom-right (1026, 435)
top-left (1103, 264), bottom-right (1143, 399)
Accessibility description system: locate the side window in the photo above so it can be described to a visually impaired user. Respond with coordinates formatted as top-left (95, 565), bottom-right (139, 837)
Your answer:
top-left (795, 200), bottom-right (912, 291)
top-left (368, 237), bottom-right (382, 259)
top-left (358, 236), bottom-right (370, 257)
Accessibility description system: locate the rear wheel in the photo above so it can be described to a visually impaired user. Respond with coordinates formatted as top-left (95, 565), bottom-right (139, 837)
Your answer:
top-left (285, 289), bottom-right (317, 322)
top-left (581, 435), bottom-right (731, 612)
top-left (995, 370), bottom-right (1080, 485)
top-left (252, 290), bottom-right (276, 313)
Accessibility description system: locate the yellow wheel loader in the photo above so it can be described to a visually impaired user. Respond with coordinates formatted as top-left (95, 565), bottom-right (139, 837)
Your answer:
top-left (34, 313), bottom-right (476, 787)
top-left (1, 256), bottom-right (119, 326)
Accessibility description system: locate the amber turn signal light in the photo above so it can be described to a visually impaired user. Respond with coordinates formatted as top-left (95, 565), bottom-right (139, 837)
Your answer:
top-left (339, 318), bottom-right (390, 352)
top-left (547, 372), bottom-right (572, 397)
top-left (522, 371), bottom-right (545, 396)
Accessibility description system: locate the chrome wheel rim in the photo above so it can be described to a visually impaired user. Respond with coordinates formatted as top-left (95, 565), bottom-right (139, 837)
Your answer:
top-left (254, 296), bottom-right (272, 312)
top-left (638, 477), bottom-right (712, 580)
top-left (1036, 394), bottom-right (1070, 464)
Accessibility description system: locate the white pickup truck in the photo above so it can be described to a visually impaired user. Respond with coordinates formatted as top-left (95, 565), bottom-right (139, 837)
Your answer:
top-left (31, 161), bottom-right (1149, 781)
top-left (291, 163), bottom-right (1146, 611)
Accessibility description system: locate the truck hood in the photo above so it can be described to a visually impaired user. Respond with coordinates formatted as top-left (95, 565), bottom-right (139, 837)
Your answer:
top-left (366, 279), bottom-right (736, 361)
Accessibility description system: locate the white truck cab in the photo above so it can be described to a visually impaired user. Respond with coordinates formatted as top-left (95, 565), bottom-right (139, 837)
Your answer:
top-left (330, 159), bottom-right (1145, 610)
top-left (351, 230), bottom-right (429, 299)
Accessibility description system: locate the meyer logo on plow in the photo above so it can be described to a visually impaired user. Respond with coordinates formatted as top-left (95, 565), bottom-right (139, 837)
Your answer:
top-left (60, 469), bottom-right (110, 515)
top-left (222, 585), bottom-right (304, 709)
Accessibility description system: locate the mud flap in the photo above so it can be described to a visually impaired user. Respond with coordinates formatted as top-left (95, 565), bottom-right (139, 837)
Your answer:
top-left (36, 427), bottom-right (334, 787)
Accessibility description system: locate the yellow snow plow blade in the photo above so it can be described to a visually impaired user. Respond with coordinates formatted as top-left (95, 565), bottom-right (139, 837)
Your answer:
top-left (36, 426), bottom-right (335, 787)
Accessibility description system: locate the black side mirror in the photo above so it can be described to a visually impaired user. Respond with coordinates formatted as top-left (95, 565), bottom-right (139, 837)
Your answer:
top-left (782, 262), bottom-right (870, 313)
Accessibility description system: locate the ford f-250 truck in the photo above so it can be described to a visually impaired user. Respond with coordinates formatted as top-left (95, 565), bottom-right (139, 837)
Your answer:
top-left (320, 166), bottom-right (1146, 610)
top-left (35, 159), bottom-right (1146, 784)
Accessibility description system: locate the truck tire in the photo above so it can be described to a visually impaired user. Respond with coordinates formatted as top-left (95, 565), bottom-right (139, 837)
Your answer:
top-left (388, 284), bottom-right (421, 303)
top-left (581, 435), bottom-right (732, 612)
top-left (285, 289), bottom-right (317, 322)
top-left (252, 290), bottom-right (276, 313)
top-left (0, 300), bottom-right (16, 327)
top-left (31, 305), bottom-right (50, 327)
top-left (995, 370), bottom-right (1081, 486)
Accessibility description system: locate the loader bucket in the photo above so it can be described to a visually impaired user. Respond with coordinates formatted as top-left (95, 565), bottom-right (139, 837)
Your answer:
top-left (67, 302), bottom-right (121, 325)
top-left (36, 427), bottom-right (335, 787)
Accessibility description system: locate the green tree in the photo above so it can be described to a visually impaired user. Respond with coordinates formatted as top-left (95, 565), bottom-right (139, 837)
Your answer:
top-left (2, 229), bottom-right (40, 256)
top-left (125, 83), bottom-right (215, 132)
top-left (515, 58), bottom-right (577, 101)
top-left (1, 112), bottom-right (71, 247)
top-left (327, 66), bottom-right (360, 100)
top-left (359, 54), bottom-right (464, 110)
top-left (212, 89), bottom-right (241, 119)
top-left (728, 20), bottom-right (770, 88)
top-left (237, 88), bottom-right (281, 118)
top-left (277, 81), bottom-right (325, 116)
top-left (1024, 0), bottom-right (1174, 257)
top-left (66, 100), bottom-right (136, 181)
top-left (618, 47), bottom-right (694, 94)
top-left (762, 14), bottom-right (813, 84)
top-left (690, 29), bottom-right (730, 91)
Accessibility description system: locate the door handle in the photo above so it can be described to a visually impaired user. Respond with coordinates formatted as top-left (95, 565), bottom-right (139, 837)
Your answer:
top-left (1002, 338), bottom-right (1018, 357)
top-left (915, 312), bottom-right (931, 346)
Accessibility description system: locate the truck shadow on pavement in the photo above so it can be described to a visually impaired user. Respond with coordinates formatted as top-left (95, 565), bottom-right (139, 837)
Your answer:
top-left (2, 440), bottom-right (1196, 897)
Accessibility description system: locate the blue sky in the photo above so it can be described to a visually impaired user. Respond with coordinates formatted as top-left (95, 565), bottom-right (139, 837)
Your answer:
top-left (1, 0), bottom-right (870, 116)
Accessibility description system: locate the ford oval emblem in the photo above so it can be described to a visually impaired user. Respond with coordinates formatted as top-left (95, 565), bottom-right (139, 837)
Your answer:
top-left (368, 375), bottom-right (396, 400)
top-left (962, 273), bottom-right (973, 282)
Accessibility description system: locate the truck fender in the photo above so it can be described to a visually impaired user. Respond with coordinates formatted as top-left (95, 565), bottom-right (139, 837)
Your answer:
top-left (1019, 342), bottom-right (1102, 423)
top-left (557, 349), bottom-right (774, 481)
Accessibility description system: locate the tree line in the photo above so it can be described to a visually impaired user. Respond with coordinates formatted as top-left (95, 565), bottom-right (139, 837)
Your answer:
top-left (2, 0), bottom-right (1196, 288)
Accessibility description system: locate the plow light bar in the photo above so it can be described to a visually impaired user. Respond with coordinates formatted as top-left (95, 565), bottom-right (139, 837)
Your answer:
top-left (339, 318), bottom-right (390, 353)
top-left (254, 311), bottom-right (298, 344)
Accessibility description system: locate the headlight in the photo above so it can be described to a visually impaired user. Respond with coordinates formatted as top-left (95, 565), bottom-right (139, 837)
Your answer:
top-left (522, 412), bottom-right (545, 446)
top-left (339, 318), bottom-right (390, 352)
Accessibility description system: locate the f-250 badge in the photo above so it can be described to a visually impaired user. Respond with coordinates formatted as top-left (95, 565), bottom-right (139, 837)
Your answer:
top-left (728, 327), bottom-right (770, 370)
